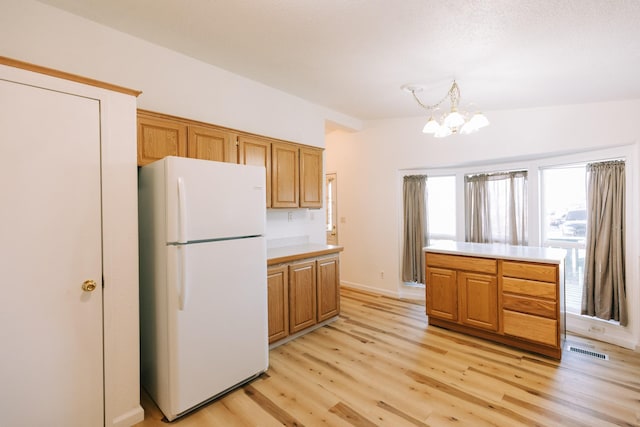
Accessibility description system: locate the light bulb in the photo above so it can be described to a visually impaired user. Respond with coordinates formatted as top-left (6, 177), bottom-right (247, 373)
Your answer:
top-left (434, 124), bottom-right (453, 138)
top-left (443, 109), bottom-right (465, 129)
top-left (422, 117), bottom-right (440, 134)
top-left (468, 112), bottom-right (489, 129)
top-left (460, 121), bottom-right (478, 135)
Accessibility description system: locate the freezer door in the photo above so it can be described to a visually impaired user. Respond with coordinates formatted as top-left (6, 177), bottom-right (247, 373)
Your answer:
top-left (164, 156), bottom-right (266, 243)
top-left (165, 237), bottom-right (268, 419)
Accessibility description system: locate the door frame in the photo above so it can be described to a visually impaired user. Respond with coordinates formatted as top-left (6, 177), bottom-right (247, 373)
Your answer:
top-left (0, 59), bottom-right (144, 426)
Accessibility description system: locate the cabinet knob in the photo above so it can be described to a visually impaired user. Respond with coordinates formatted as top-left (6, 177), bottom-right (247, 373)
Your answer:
top-left (82, 280), bottom-right (97, 292)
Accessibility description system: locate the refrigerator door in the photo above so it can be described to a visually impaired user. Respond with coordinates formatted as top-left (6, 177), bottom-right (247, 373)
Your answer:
top-left (165, 237), bottom-right (268, 419)
top-left (164, 157), bottom-right (266, 243)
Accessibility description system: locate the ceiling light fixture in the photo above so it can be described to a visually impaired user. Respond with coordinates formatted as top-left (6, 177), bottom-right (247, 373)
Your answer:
top-left (401, 81), bottom-right (489, 137)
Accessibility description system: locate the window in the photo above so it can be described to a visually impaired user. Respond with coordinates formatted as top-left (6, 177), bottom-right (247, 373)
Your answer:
top-left (465, 171), bottom-right (527, 245)
top-left (540, 165), bottom-right (586, 314)
top-left (415, 146), bottom-right (633, 345)
top-left (426, 176), bottom-right (456, 242)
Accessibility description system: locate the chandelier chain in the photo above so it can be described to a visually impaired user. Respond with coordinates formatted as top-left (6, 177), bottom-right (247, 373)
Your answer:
top-left (411, 81), bottom-right (461, 112)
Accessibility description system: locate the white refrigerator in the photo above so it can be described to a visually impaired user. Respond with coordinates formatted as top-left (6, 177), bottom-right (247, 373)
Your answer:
top-left (138, 156), bottom-right (268, 421)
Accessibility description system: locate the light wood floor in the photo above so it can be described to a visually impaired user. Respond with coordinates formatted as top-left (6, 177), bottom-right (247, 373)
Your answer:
top-left (134, 288), bottom-right (640, 426)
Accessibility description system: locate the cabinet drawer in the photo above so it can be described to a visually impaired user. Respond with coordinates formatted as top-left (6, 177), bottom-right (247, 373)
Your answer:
top-left (426, 253), bottom-right (496, 274)
top-left (502, 261), bottom-right (557, 282)
top-left (502, 294), bottom-right (557, 319)
top-left (502, 277), bottom-right (557, 299)
top-left (503, 310), bottom-right (557, 346)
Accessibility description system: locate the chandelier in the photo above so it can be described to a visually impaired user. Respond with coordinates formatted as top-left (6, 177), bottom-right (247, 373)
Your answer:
top-left (401, 81), bottom-right (489, 137)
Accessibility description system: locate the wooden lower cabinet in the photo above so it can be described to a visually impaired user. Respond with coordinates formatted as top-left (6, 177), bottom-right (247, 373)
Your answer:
top-left (317, 255), bottom-right (340, 321)
top-left (426, 251), bottom-right (563, 359)
top-left (425, 267), bottom-right (458, 321)
top-left (459, 272), bottom-right (498, 331)
top-left (288, 260), bottom-right (317, 333)
top-left (267, 252), bottom-right (341, 345)
top-left (503, 310), bottom-right (557, 347)
top-left (267, 265), bottom-right (288, 344)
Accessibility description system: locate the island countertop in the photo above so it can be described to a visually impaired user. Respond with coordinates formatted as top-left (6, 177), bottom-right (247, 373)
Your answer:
top-left (423, 241), bottom-right (565, 264)
top-left (267, 244), bottom-right (343, 265)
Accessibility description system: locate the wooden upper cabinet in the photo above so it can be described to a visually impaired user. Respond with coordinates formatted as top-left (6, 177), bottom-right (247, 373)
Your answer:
top-left (300, 147), bottom-right (323, 208)
top-left (137, 115), bottom-right (187, 166)
top-left (137, 111), bottom-right (324, 209)
top-left (272, 142), bottom-right (299, 208)
top-left (188, 125), bottom-right (237, 163)
top-left (238, 136), bottom-right (272, 208)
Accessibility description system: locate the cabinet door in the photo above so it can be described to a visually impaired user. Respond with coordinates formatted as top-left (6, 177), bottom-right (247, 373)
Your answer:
top-left (317, 256), bottom-right (340, 321)
top-left (137, 115), bottom-right (187, 166)
top-left (289, 260), bottom-right (317, 333)
top-left (459, 272), bottom-right (498, 331)
top-left (187, 125), bottom-right (237, 163)
top-left (300, 147), bottom-right (323, 208)
top-left (426, 267), bottom-right (457, 321)
top-left (238, 136), bottom-right (272, 208)
top-left (272, 142), bottom-right (299, 208)
top-left (267, 265), bottom-right (289, 343)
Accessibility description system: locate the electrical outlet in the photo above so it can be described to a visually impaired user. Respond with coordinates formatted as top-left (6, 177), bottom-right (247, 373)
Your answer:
top-left (380, 271), bottom-right (384, 279)
top-left (287, 212), bottom-right (293, 222)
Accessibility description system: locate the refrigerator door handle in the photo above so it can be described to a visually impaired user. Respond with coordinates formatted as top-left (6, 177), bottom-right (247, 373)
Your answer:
top-left (177, 245), bottom-right (187, 311)
top-left (177, 177), bottom-right (188, 244)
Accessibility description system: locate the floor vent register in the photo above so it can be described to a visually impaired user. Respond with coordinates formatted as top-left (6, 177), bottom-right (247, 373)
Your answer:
top-left (567, 345), bottom-right (609, 360)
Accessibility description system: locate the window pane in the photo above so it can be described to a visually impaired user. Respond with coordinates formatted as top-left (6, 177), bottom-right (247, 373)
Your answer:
top-left (427, 176), bottom-right (456, 240)
top-left (541, 165), bottom-right (586, 314)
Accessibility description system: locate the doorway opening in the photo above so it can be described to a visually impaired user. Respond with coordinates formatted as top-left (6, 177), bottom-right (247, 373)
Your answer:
top-left (326, 173), bottom-right (338, 245)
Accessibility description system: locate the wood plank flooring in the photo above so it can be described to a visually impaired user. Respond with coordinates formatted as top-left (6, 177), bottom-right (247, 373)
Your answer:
top-left (134, 287), bottom-right (640, 426)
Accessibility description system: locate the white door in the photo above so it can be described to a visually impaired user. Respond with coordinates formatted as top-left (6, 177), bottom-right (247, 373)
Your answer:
top-left (0, 79), bottom-right (103, 426)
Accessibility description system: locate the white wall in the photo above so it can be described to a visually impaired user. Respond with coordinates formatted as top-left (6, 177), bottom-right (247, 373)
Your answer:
top-left (1, 0), bottom-right (350, 246)
top-left (0, 1), bottom-right (357, 424)
top-left (326, 99), bottom-right (640, 349)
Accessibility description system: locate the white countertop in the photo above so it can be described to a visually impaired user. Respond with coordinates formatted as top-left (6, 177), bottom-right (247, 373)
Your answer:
top-left (267, 243), bottom-right (343, 265)
top-left (424, 241), bottom-right (565, 264)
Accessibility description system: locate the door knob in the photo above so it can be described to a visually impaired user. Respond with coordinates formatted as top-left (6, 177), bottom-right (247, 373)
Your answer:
top-left (82, 280), bottom-right (97, 292)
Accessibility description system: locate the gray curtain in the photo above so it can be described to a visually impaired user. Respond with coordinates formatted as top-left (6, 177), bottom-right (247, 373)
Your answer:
top-left (465, 171), bottom-right (527, 245)
top-left (582, 161), bottom-right (627, 325)
top-left (402, 175), bottom-right (427, 284)
top-left (464, 174), bottom-right (492, 243)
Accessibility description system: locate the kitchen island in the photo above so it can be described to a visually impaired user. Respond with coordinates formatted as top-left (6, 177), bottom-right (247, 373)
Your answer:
top-left (267, 244), bottom-right (343, 346)
top-left (424, 241), bottom-right (565, 359)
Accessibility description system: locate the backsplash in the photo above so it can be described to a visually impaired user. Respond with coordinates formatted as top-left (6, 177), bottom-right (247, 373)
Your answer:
top-left (265, 209), bottom-right (326, 246)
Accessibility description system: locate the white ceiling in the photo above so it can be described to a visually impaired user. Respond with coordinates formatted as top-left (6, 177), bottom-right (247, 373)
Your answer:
top-left (37, 0), bottom-right (640, 120)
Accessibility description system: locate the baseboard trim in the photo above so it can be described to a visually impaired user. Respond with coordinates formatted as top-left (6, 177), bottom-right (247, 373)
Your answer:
top-left (109, 405), bottom-right (144, 427)
top-left (340, 281), bottom-right (398, 297)
top-left (341, 281), bottom-right (425, 301)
